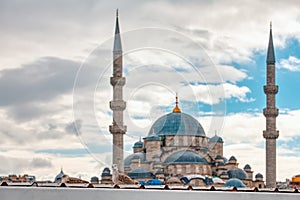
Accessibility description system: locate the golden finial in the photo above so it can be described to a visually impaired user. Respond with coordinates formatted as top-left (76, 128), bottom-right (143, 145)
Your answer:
top-left (173, 93), bottom-right (181, 113)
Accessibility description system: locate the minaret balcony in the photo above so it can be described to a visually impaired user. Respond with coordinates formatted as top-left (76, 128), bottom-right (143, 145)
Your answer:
top-left (109, 125), bottom-right (127, 134)
top-left (263, 130), bottom-right (279, 139)
top-left (110, 100), bottom-right (126, 111)
top-left (263, 108), bottom-right (279, 117)
top-left (264, 85), bottom-right (278, 94)
top-left (110, 77), bottom-right (126, 86)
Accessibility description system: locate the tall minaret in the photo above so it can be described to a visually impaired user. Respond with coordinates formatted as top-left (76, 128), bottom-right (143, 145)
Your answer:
top-left (109, 9), bottom-right (126, 172)
top-left (263, 22), bottom-right (279, 188)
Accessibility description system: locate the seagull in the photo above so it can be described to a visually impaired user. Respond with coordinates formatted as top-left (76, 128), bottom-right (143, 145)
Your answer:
top-left (112, 164), bottom-right (135, 185)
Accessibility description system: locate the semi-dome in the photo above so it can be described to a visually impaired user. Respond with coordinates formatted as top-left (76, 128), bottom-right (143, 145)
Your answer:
top-left (148, 112), bottom-right (205, 136)
top-left (227, 168), bottom-right (248, 180)
top-left (128, 167), bottom-right (154, 179)
top-left (224, 178), bottom-right (246, 188)
top-left (124, 152), bottom-right (145, 167)
top-left (164, 150), bottom-right (208, 164)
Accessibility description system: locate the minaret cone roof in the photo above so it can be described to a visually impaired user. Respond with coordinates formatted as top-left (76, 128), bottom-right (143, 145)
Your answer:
top-left (113, 9), bottom-right (122, 53)
top-left (267, 21), bottom-right (275, 65)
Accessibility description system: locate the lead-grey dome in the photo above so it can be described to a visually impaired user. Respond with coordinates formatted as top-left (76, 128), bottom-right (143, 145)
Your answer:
top-left (227, 168), bottom-right (248, 180)
top-left (165, 150), bottom-right (208, 164)
top-left (124, 152), bottom-right (145, 167)
top-left (224, 178), bottom-right (246, 188)
top-left (148, 112), bottom-right (205, 136)
top-left (128, 167), bottom-right (154, 179)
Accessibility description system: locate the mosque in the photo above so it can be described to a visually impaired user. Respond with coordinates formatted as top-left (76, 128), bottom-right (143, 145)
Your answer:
top-left (99, 11), bottom-right (276, 188)
top-left (119, 97), bottom-right (264, 188)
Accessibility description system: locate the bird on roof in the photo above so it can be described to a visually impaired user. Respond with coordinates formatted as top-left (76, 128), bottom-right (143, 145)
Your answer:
top-left (112, 164), bottom-right (135, 185)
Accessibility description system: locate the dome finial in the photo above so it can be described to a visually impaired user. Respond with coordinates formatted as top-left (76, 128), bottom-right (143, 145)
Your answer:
top-left (270, 21), bottom-right (272, 30)
top-left (173, 93), bottom-right (181, 113)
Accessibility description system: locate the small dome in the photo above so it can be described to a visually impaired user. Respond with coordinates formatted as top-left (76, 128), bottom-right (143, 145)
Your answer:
top-left (229, 156), bottom-right (237, 161)
top-left (217, 162), bottom-right (225, 166)
top-left (224, 178), bottom-right (246, 188)
top-left (165, 150), bottom-right (208, 164)
top-left (128, 167), bottom-right (154, 179)
top-left (220, 171), bottom-right (228, 176)
top-left (101, 167), bottom-right (111, 176)
top-left (103, 167), bottom-right (110, 173)
top-left (244, 164), bottom-right (251, 170)
top-left (155, 169), bottom-right (164, 175)
top-left (147, 135), bottom-right (160, 141)
top-left (227, 168), bottom-right (248, 180)
top-left (149, 112), bottom-right (205, 136)
top-left (133, 141), bottom-right (143, 148)
top-left (215, 154), bottom-right (223, 159)
top-left (255, 173), bottom-right (263, 179)
top-left (210, 135), bottom-right (223, 143)
top-left (90, 176), bottom-right (99, 182)
top-left (124, 152), bottom-right (145, 167)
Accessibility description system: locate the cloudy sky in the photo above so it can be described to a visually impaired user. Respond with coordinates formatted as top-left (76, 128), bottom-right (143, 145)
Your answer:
top-left (1, 0), bottom-right (300, 181)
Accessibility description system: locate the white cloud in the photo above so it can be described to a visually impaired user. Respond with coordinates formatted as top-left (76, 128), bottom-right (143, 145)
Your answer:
top-left (278, 56), bottom-right (300, 71)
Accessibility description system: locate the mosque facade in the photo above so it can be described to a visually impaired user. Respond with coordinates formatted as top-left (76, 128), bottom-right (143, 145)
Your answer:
top-left (104, 11), bottom-right (271, 188)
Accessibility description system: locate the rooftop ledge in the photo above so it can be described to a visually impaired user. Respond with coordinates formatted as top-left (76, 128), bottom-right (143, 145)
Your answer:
top-left (0, 182), bottom-right (299, 200)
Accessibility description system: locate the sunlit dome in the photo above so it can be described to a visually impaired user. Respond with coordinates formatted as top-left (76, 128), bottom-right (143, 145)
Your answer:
top-left (148, 112), bottom-right (205, 136)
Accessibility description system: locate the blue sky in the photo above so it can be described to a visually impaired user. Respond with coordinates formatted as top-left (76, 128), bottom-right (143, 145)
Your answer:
top-left (0, 0), bottom-right (300, 181)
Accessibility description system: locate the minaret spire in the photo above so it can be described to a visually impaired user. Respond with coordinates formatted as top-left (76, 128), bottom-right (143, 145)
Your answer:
top-left (267, 21), bottom-right (275, 65)
top-left (113, 9), bottom-right (122, 53)
top-left (263, 22), bottom-right (279, 188)
top-left (109, 10), bottom-right (126, 172)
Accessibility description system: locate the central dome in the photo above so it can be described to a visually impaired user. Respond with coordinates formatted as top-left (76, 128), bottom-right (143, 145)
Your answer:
top-left (148, 112), bottom-right (206, 136)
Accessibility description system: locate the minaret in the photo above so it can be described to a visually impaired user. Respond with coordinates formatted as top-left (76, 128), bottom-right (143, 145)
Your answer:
top-left (263, 22), bottom-right (279, 188)
top-left (109, 9), bottom-right (126, 172)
